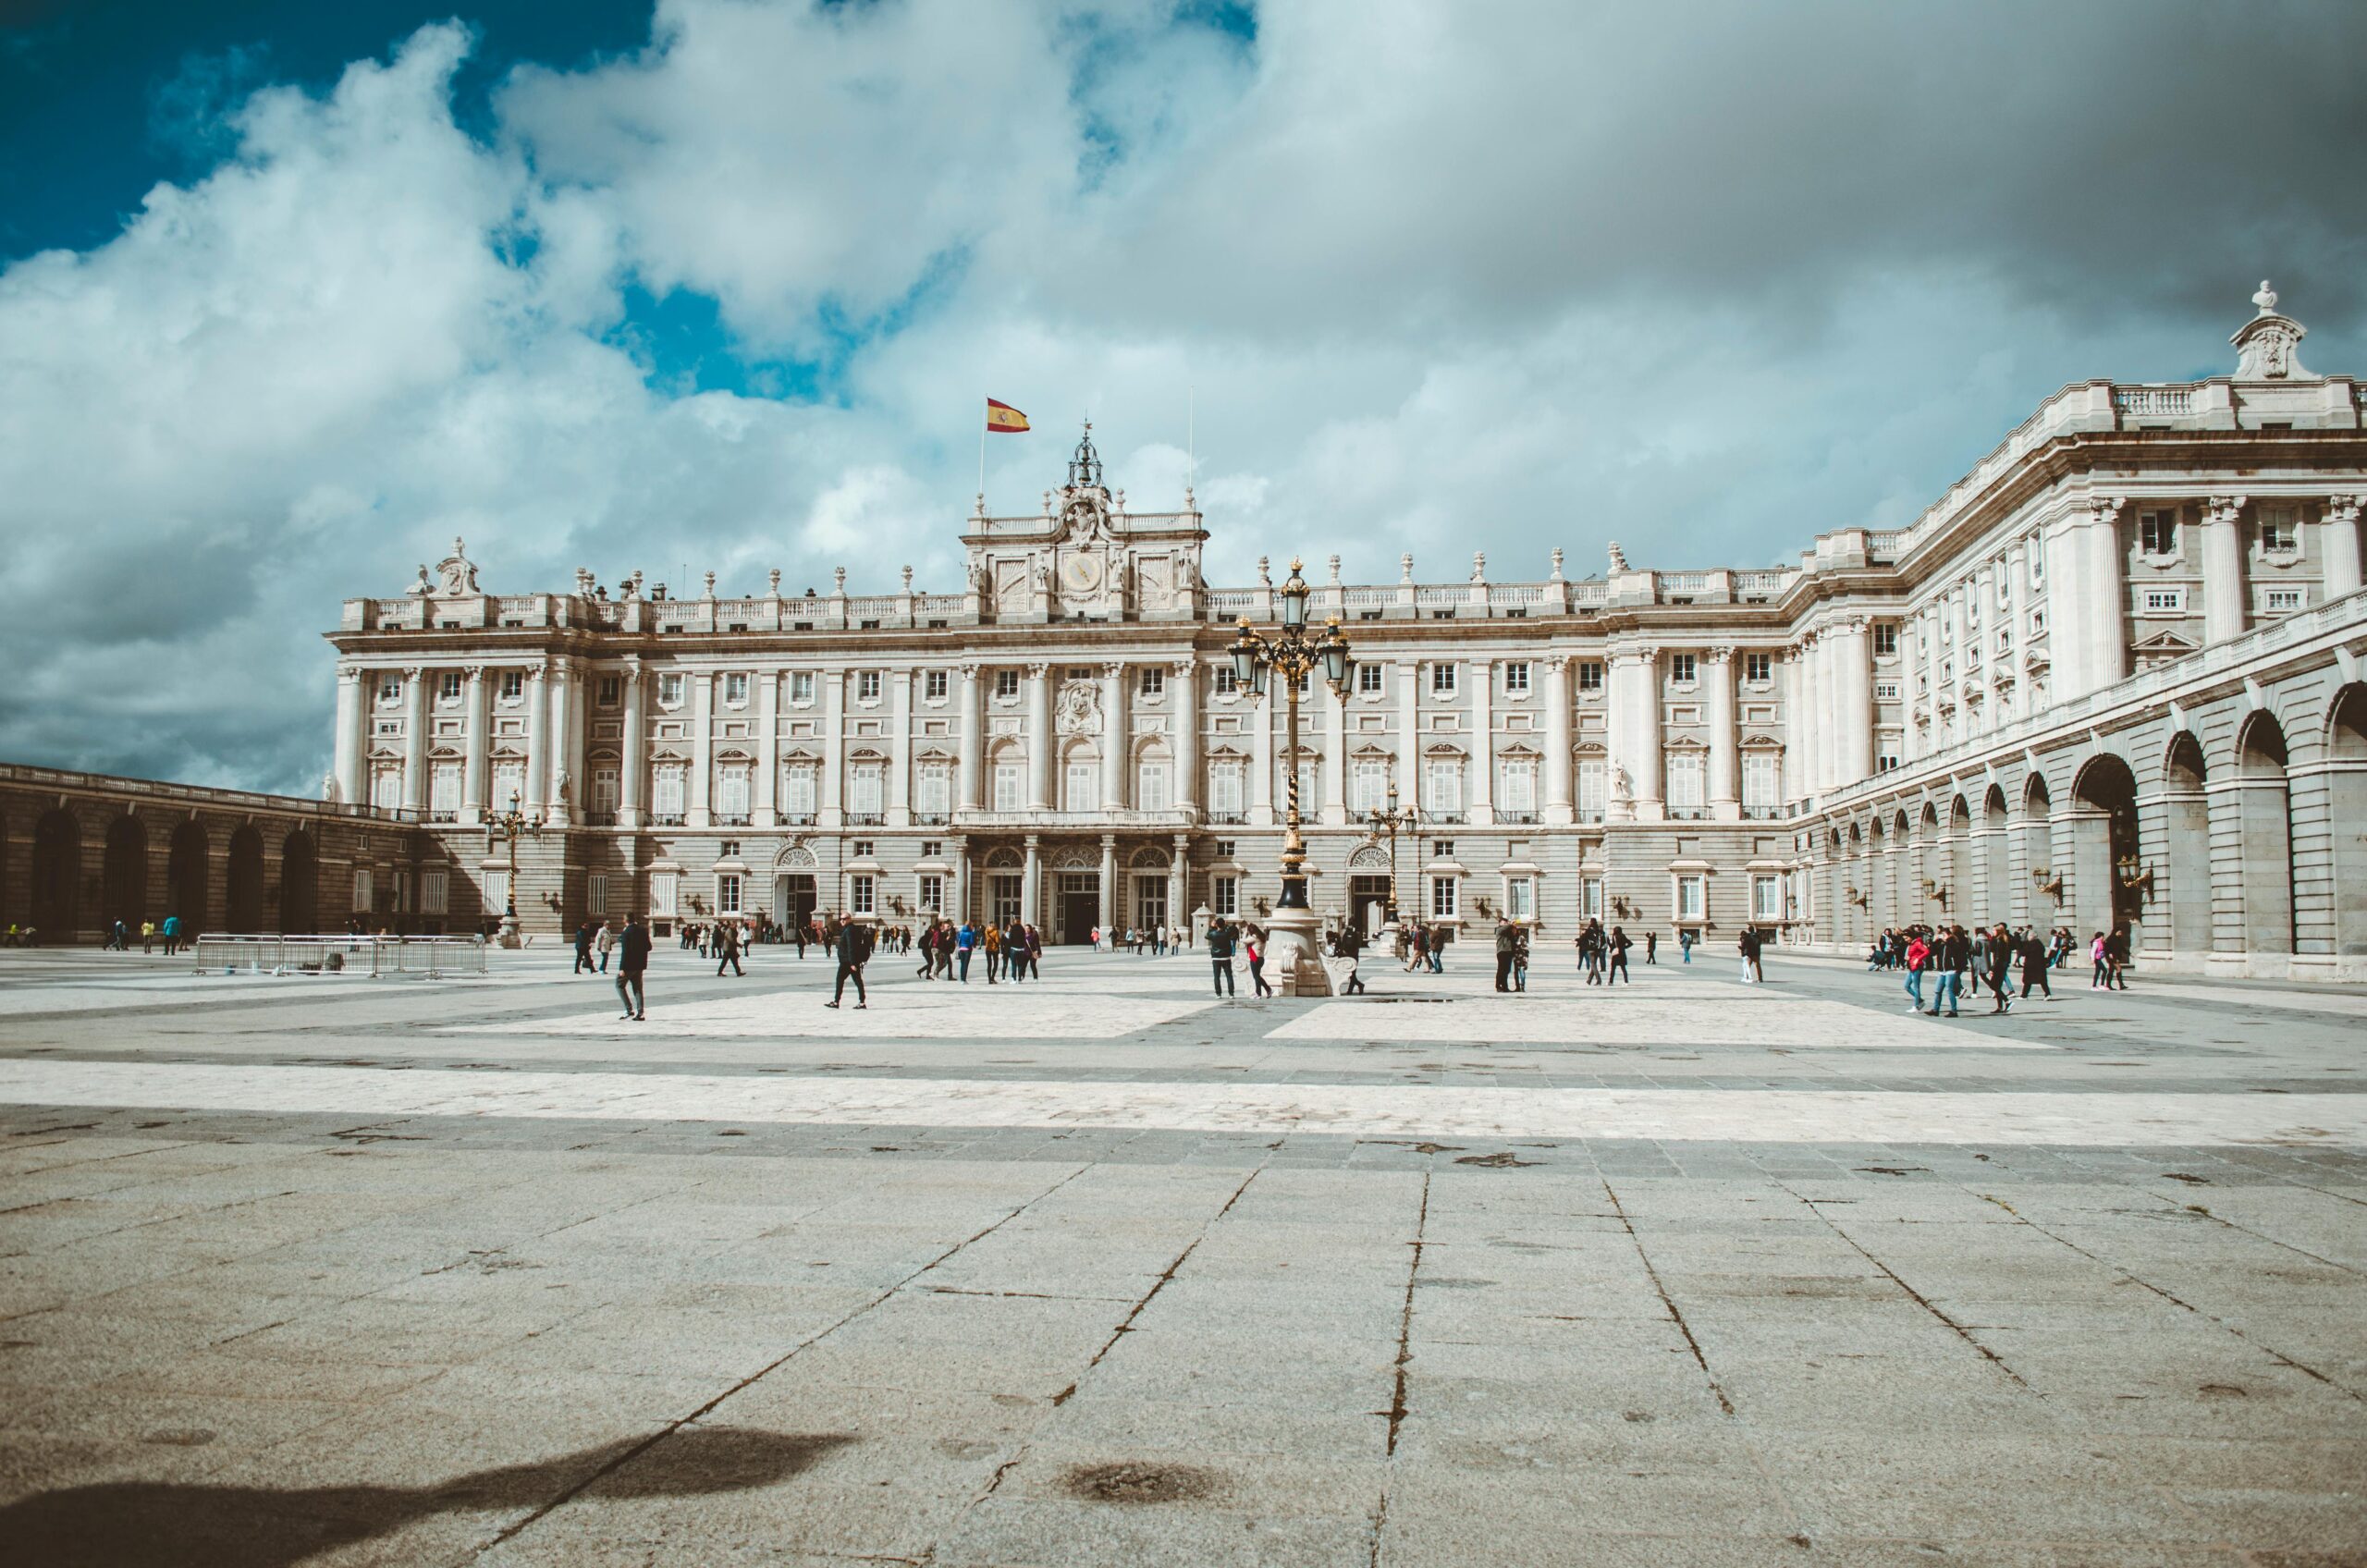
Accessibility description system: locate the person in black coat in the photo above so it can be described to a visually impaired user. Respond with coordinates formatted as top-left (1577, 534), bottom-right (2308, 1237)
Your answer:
top-left (614, 914), bottom-right (651, 1021)
top-left (824, 915), bottom-right (872, 1009)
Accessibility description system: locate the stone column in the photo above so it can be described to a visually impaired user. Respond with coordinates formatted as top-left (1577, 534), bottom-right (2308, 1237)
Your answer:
top-left (1543, 655), bottom-right (1574, 824)
top-left (1251, 679), bottom-right (1275, 826)
top-left (1101, 661), bottom-right (1126, 813)
top-left (1705, 646), bottom-right (1738, 819)
top-left (889, 669), bottom-right (914, 824)
top-left (951, 838), bottom-right (971, 925)
top-left (334, 667), bottom-right (365, 807)
top-left (1834, 620), bottom-right (1875, 785)
top-left (687, 670), bottom-right (713, 828)
top-left (2323, 495), bottom-right (2363, 598)
top-left (754, 670), bottom-right (781, 827)
top-left (1467, 657), bottom-right (1493, 823)
top-left (619, 659), bottom-right (646, 827)
top-left (521, 665), bottom-right (546, 814)
top-left (546, 660), bottom-right (576, 827)
top-left (460, 666), bottom-right (488, 824)
top-left (1397, 661), bottom-right (1421, 815)
top-left (1323, 670), bottom-right (1348, 825)
top-left (1778, 646), bottom-right (1805, 799)
top-left (1814, 631), bottom-right (1842, 795)
top-left (1023, 835), bottom-right (1042, 928)
top-left (1171, 659), bottom-right (1198, 813)
top-left (1619, 646), bottom-right (1662, 820)
top-left (1098, 834), bottom-right (1117, 934)
top-left (820, 671), bottom-right (845, 825)
top-left (1169, 833), bottom-right (1188, 930)
top-left (957, 664), bottom-right (984, 812)
top-left (401, 666), bottom-right (428, 815)
top-left (1026, 664), bottom-right (1053, 811)
top-left (2201, 496), bottom-right (2249, 646)
top-left (2084, 498), bottom-right (2128, 691)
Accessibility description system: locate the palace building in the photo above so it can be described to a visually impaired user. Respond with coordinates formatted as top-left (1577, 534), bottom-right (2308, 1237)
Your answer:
top-left (314, 285), bottom-right (2367, 977)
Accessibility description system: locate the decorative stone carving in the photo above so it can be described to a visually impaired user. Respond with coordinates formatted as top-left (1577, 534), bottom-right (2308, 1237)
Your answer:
top-left (434, 538), bottom-right (480, 596)
top-left (2231, 281), bottom-right (2315, 381)
top-left (1056, 681), bottom-right (1102, 736)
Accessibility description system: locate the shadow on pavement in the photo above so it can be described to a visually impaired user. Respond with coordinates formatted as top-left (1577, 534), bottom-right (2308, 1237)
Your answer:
top-left (0, 1424), bottom-right (853, 1567)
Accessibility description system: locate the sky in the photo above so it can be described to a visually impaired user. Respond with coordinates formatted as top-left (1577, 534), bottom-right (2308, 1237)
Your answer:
top-left (3, 0), bottom-right (2365, 795)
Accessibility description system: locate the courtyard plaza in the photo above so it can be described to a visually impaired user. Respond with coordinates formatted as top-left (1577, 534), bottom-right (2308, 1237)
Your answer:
top-left (0, 938), bottom-right (2360, 1566)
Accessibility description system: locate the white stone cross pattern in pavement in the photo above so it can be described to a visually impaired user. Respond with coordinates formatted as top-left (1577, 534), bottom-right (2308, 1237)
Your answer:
top-left (1, 1059), bottom-right (2360, 1147)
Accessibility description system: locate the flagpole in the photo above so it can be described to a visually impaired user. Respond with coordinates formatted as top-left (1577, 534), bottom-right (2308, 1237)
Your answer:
top-left (977, 399), bottom-right (987, 512)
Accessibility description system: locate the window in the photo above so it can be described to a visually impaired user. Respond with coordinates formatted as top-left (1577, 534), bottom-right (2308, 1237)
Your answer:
top-left (587, 873), bottom-right (608, 916)
top-left (1213, 840), bottom-right (1236, 860)
top-left (921, 840), bottom-right (942, 858)
top-left (850, 875), bottom-right (875, 916)
top-left (1876, 753), bottom-right (1902, 773)
top-left (1581, 876), bottom-right (1602, 918)
top-left (378, 674), bottom-right (403, 705)
top-left (1138, 759), bottom-right (1171, 810)
top-left (1670, 653), bottom-right (1698, 684)
top-left (2142, 587), bottom-right (2187, 614)
top-left (1499, 757), bottom-right (1537, 815)
top-left (476, 870), bottom-right (501, 917)
top-left (438, 671), bottom-right (462, 702)
top-left (1577, 760), bottom-right (1606, 822)
top-left (723, 672), bottom-right (749, 706)
top-left (1667, 753), bottom-right (1704, 818)
top-left (592, 767), bottom-right (619, 815)
top-left (657, 672), bottom-right (685, 707)
top-left (1430, 610), bottom-right (1455, 620)
top-left (916, 763), bottom-right (950, 817)
top-left (995, 669), bottom-right (1022, 699)
top-left (849, 763), bottom-right (885, 816)
top-left (1139, 668), bottom-right (1164, 698)
top-left (597, 675), bottom-right (620, 708)
top-left (1431, 840), bottom-right (1454, 859)
top-left (850, 840), bottom-right (875, 858)
top-left (2260, 508), bottom-right (2298, 553)
top-left (782, 765), bottom-right (816, 817)
top-left (1208, 759), bottom-right (1245, 816)
top-left (1746, 653), bottom-right (1772, 683)
top-left (994, 762), bottom-right (1023, 812)
top-left (1357, 663), bottom-right (1385, 695)
top-left (1353, 758), bottom-right (1388, 813)
top-left (500, 670), bottom-right (524, 702)
top-left (1429, 876), bottom-right (1459, 919)
top-left (429, 763), bottom-right (460, 817)
top-left (917, 874), bottom-right (944, 914)
top-left (717, 874), bottom-right (743, 915)
top-left (1752, 875), bottom-right (1782, 922)
top-left (716, 766), bottom-right (752, 823)
top-left (1874, 680), bottom-right (1900, 700)
top-left (492, 760), bottom-right (526, 812)
top-left (791, 671), bottom-right (816, 704)
top-left (2264, 588), bottom-right (2304, 613)
top-left (1426, 757), bottom-right (1463, 815)
top-left (652, 764), bottom-right (687, 822)
top-left (1430, 664), bottom-right (1458, 695)
top-left (923, 668), bottom-right (948, 701)
top-left (1873, 624), bottom-right (1899, 657)
top-left (351, 866), bottom-right (374, 913)
top-left (1576, 661), bottom-right (1603, 692)
top-left (1213, 668), bottom-right (1238, 697)
top-left (1065, 761), bottom-right (1098, 813)
top-left (1503, 661), bottom-right (1530, 694)
top-left (650, 871), bottom-right (679, 917)
top-left (1675, 875), bottom-right (1705, 921)
top-left (857, 670), bottom-right (881, 702)
top-left (1743, 753), bottom-right (1777, 815)
top-left (1504, 876), bottom-right (1534, 921)
top-left (1212, 875), bottom-right (1239, 916)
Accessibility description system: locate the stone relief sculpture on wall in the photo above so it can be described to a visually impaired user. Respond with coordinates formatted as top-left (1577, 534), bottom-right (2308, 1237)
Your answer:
top-left (1055, 681), bottom-right (1102, 736)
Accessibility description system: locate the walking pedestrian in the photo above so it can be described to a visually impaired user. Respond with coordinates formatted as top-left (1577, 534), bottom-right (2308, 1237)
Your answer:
top-left (1904, 930), bottom-right (1930, 1011)
top-left (1606, 925), bottom-right (1632, 984)
top-left (1678, 926), bottom-right (1694, 964)
top-left (614, 913), bottom-right (650, 1021)
top-left (716, 920), bottom-right (743, 977)
top-left (2017, 925), bottom-right (2052, 1000)
top-left (1983, 923), bottom-right (2014, 1013)
top-left (1245, 927), bottom-right (1272, 997)
top-left (573, 922), bottom-right (596, 974)
top-left (1644, 930), bottom-right (1658, 965)
top-left (824, 914), bottom-right (872, 1009)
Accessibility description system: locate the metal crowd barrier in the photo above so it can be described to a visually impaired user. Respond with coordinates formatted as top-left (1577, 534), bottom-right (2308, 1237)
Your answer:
top-left (190, 934), bottom-right (489, 978)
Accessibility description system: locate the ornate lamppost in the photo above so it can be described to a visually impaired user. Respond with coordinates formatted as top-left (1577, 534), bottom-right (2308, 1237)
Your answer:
top-left (485, 792), bottom-right (543, 949)
top-left (1229, 557), bottom-right (1352, 994)
top-left (1355, 780), bottom-right (1420, 932)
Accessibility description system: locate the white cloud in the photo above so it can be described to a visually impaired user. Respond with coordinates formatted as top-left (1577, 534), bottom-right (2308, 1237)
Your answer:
top-left (2, 0), bottom-right (2361, 792)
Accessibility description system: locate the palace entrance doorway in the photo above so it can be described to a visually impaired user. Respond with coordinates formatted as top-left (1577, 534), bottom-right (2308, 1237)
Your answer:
top-left (1349, 874), bottom-right (1392, 935)
top-left (1056, 871), bottom-right (1098, 944)
top-left (774, 873), bottom-right (817, 933)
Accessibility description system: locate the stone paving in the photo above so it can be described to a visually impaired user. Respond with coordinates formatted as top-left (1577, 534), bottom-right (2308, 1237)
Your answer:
top-left (0, 941), bottom-right (2361, 1566)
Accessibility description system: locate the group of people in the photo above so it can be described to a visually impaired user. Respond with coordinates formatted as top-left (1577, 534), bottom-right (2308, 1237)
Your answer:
top-left (909, 917), bottom-right (1046, 983)
top-left (1394, 923), bottom-right (1453, 973)
top-left (1870, 921), bottom-right (2132, 1015)
top-left (1090, 925), bottom-right (1192, 955)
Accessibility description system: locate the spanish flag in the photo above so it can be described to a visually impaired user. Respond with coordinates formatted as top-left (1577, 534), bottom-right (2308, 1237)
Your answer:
top-left (986, 398), bottom-right (1030, 434)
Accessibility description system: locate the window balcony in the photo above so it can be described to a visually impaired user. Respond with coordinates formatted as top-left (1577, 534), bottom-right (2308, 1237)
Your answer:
top-left (1496, 810), bottom-right (1539, 825)
top-left (843, 812), bottom-right (886, 827)
top-left (1422, 810), bottom-right (1466, 826)
top-left (1206, 810), bottom-right (1246, 825)
top-left (779, 813), bottom-right (817, 827)
top-left (714, 814), bottom-right (752, 827)
top-left (584, 811), bottom-right (618, 827)
top-left (425, 809), bottom-right (458, 824)
top-left (911, 811), bottom-right (950, 826)
top-left (651, 813), bottom-right (686, 827)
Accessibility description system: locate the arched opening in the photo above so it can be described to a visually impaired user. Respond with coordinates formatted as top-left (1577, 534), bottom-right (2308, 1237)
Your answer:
top-left (1944, 795), bottom-right (1972, 922)
top-left (167, 821), bottom-right (210, 934)
top-left (2021, 775), bottom-right (2055, 925)
top-left (1981, 786), bottom-right (2011, 926)
top-left (2070, 753), bottom-right (2140, 947)
top-left (2329, 686), bottom-right (2367, 956)
top-left (2161, 733), bottom-right (2212, 954)
top-left (1892, 809), bottom-right (1915, 925)
top-left (280, 829), bottom-right (318, 934)
top-left (226, 825), bottom-right (265, 933)
top-left (102, 815), bottom-right (146, 932)
top-left (2234, 712), bottom-right (2294, 955)
top-left (1915, 803), bottom-right (1940, 922)
top-left (31, 810), bottom-right (81, 941)
top-left (1867, 817), bottom-right (1889, 930)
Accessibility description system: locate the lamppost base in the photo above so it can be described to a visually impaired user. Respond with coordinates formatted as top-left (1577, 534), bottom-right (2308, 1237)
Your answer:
top-left (497, 913), bottom-right (522, 949)
top-left (1262, 902), bottom-right (1334, 997)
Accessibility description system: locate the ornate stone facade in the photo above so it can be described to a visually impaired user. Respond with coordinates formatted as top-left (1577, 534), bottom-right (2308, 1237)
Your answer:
top-left (322, 292), bottom-right (2367, 974)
